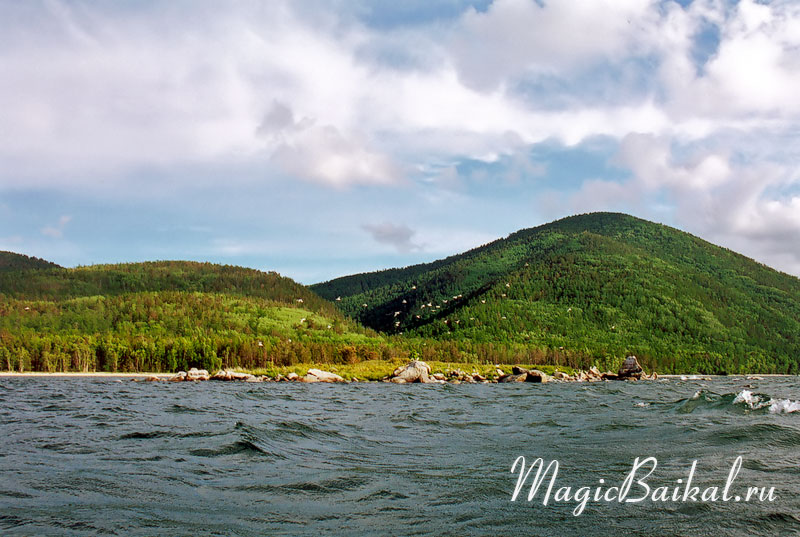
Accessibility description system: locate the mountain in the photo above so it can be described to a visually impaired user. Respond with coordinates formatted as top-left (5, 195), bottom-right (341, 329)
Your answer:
top-left (0, 260), bottom-right (382, 373)
top-left (312, 213), bottom-right (800, 374)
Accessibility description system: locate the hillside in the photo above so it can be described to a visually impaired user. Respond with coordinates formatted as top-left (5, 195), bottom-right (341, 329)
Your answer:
top-left (0, 251), bottom-right (60, 272)
top-left (312, 213), bottom-right (800, 374)
top-left (0, 260), bottom-right (385, 373)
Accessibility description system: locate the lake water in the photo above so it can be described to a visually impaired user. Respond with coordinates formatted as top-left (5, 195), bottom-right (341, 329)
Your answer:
top-left (1, 376), bottom-right (799, 536)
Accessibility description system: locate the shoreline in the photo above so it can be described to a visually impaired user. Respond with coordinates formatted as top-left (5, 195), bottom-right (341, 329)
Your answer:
top-left (0, 372), bottom-right (170, 378)
top-left (0, 372), bottom-right (794, 379)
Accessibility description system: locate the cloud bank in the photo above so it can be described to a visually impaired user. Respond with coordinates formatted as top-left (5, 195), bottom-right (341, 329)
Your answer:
top-left (1, 0), bottom-right (799, 277)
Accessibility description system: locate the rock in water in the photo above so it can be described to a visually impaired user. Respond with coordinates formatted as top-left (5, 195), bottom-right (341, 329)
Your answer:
top-left (186, 368), bottom-right (210, 381)
top-left (499, 373), bottom-right (528, 383)
top-left (304, 369), bottom-right (345, 383)
top-left (525, 370), bottom-right (550, 383)
top-left (210, 369), bottom-right (256, 381)
top-left (389, 360), bottom-right (432, 383)
top-left (618, 356), bottom-right (643, 379)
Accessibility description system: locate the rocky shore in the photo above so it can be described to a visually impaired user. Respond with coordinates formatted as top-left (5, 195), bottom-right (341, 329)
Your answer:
top-left (143, 356), bottom-right (657, 384)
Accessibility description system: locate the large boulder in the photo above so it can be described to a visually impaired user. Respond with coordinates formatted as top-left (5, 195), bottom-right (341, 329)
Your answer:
top-left (498, 366), bottom-right (550, 383)
top-left (525, 369), bottom-right (550, 383)
top-left (390, 360), bottom-right (432, 383)
top-left (168, 371), bottom-right (187, 382)
top-left (211, 369), bottom-right (257, 381)
top-left (499, 373), bottom-right (528, 383)
top-left (618, 356), bottom-right (643, 379)
top-left (186, 368), bottom-right (209, 381)
top-left (303, 368), bottom-right (345, 383)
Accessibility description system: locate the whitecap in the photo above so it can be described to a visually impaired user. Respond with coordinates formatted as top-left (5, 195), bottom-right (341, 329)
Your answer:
top-left (732, 390), bottom-right (770, 410)
top-left (768, 399), bottom-right (800, 414)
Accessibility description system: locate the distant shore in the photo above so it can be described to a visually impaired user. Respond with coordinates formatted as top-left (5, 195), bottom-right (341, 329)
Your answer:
top-left (0, 371), bottom-right (794, 379)
top-left (0, 372), bottom-right (170, 378)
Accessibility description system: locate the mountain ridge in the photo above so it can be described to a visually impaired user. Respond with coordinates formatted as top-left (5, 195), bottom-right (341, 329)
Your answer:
top-left (312, 212), bottom-right (800, 373)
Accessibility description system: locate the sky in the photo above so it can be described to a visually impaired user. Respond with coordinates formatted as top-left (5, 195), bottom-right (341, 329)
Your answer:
top-left (1, 0), bottom-right (799, 284)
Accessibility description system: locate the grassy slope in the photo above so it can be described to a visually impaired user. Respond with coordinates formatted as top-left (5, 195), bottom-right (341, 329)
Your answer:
top-left (313, 213), bottom-right (800, 373)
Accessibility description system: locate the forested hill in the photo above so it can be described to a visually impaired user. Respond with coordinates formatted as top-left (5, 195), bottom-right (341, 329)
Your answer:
top-left (312, 213), bottom-right (800, 373)
top-left (0, 251), bottom-right (60, 272)
top-left (0, 259), bottom-right (383, 373)
top-left (0, 259), bottom-right (336, 314)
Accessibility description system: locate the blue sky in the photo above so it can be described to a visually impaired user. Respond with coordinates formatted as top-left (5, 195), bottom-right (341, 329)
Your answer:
top-left (1, 0), bottom-right (799, 283)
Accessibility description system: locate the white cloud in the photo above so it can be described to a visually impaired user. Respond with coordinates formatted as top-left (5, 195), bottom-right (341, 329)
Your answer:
top-left (2, 0), bottom-right (800, 277)
top-left (41, 215), bottom-right (72, 239)
top-left (361, 222), bottom-right (420, 253)
top-left (449, 0), bottom-right (660, 91)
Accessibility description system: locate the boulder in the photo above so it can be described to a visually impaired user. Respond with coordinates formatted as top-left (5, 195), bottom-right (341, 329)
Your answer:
top-left (512, 366), bottom-right (529, 375)
top-left (211, 369), bottom-right (230, 380)
top-left (168, 371), bottom-right (187, 382)
top-left (617, 356), bottom-right (643, 379)
top-left (390, 360), bottom-right (432, 383)
top-left (499, 373), bottom-right (528, 383)
top-left (525, 370), bottom-right (550, 383)
top-left (210, 369), bottom-right (256, 381)
top-left (144, 375), bottom-right (162, 382)
top-left (286, 372), bottom-right (299, 381)
top-left (432, 373), bottom-right (446, 381)
top-left (304, 368), bottom-right (345, 383)
top-left (186, 368), bottom-right (209, 381)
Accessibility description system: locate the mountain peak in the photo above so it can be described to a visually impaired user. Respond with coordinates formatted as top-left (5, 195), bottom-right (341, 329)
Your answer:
top-left (313, 213), bottom-right (800, 373)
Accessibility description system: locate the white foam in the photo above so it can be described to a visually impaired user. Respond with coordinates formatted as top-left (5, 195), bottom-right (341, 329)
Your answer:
top-left (768, 399), bottom-right (800, 414)
top-left (732, 390), bottom-right (800, 414)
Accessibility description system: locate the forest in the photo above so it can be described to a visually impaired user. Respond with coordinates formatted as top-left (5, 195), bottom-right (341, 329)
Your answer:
top-left (3, 213), bottom-right (800, 374)
top-left (313, 213), bottom-right (800, 374)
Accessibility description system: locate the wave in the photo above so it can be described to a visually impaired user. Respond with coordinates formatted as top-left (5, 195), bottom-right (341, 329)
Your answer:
top-left (733, 390), bottom-right (800, 414)
top-left (672, 389), bottom-right (800, 415)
